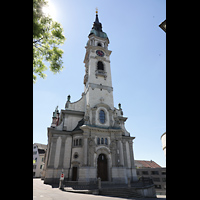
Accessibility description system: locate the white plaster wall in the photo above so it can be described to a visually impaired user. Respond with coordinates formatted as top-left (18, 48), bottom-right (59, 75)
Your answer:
top-left (86, 87), bottom-right (114, 109)
top-left (68, 95), bottom-right (86, 112)
top-left (64, 115), bottom-right (83, 131)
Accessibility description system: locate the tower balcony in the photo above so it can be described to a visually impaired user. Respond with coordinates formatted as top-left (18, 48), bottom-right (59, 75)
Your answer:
top-left (95, 70), bottom-right (107, 80)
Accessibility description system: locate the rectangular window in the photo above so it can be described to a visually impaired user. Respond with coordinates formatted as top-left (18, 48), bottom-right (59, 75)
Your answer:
top-left (40, 165), bottom-right (43, 169)
top-left (162, 178), bottom-right (166, 182)
top-left (152, 177), bottom-right (160, 182)
top-left (161, 171), bottom-right (166, 175)
top-left (151, 171), bottom-right (159, 175)
top-left (154, 185), bottom-right (161, 189)
top-left (142, 171), bottom-right (148, 175)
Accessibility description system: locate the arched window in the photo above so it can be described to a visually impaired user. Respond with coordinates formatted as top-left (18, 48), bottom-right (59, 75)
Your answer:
top-left (101, 138), bottom-right (104, 144)
top-left (97, 61), bottom-right (104, 71)
top-left (99, 110), bottom-right (105, 124)
top-left (97, 137), bottom-right (100, 145)
top-left (105, 138), bottom-right (108, 145)
top-left (79, 139), bottom-right (82, 146)
top-left (97, 42), bottom-right (102, 46)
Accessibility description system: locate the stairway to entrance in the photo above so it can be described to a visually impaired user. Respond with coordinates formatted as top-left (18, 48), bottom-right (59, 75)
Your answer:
top-left (64, 178), bottom-right (155, 198)
top-left (99, 187), bottom-right (143, 199)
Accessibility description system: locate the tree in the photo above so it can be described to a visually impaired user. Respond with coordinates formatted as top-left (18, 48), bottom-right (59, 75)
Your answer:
top-left (33, 0), bottom-right (66, 83)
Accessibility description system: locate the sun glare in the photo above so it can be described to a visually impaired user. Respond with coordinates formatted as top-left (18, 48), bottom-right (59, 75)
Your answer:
top-left (42, 2), bottom-right (57, 20)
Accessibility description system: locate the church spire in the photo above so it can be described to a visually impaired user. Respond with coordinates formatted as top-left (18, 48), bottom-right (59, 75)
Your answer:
top-left (92, 9), bottom-right (102, 32)
top-left (95, 13), bottom-right (100, 24)
top-left (88, 9), bottom-right (108, 39)
top-left (95, 7), bottom-right (100, 24)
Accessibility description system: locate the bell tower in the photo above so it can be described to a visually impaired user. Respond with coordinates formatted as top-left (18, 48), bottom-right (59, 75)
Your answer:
top-left (83, 10), bottom-right (114, 109)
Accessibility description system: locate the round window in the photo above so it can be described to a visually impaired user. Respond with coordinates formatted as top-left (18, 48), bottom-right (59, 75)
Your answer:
top-left (74, 153), bottom-right (79, 159)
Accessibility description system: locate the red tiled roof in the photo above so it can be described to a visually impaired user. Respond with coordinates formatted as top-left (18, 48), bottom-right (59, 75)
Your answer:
top-left (135, 160), bottom-right (161, 168)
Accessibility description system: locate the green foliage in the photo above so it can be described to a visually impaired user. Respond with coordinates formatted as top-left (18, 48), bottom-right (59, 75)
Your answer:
top-left (33, 0), bottom-right (66, 83)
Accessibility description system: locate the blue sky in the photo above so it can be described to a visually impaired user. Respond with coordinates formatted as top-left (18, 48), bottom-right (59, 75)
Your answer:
top-left (33, 0), bottom-right (166, 167)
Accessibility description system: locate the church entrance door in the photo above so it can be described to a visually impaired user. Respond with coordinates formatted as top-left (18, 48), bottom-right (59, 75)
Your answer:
top-left (97, 154), bottom-right (108, 181)
top-left (72, 167), bottom-right (78, 181)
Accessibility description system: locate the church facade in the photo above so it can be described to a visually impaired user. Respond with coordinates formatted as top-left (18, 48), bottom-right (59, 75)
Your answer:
top-left (43, 12), bottom-right (138, 185)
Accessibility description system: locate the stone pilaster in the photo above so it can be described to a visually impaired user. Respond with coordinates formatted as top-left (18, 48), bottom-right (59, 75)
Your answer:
top-left (48, 137), bottom-right (57, 167)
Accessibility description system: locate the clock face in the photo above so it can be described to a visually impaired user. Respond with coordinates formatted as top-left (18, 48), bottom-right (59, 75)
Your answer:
top-left (96, 50), bottom-right (104, 57)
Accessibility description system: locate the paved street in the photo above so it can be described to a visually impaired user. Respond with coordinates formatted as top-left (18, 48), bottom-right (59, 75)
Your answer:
top-left (33, 178), bottom-right (165, 200)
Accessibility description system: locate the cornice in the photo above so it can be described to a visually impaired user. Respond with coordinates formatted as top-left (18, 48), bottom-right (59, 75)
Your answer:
top-left (80, 124), bottom-right (122, 133)
top-left (88, 83), bottom-right (113, 93)
top-left (61, 109), bottom-right (85, 116)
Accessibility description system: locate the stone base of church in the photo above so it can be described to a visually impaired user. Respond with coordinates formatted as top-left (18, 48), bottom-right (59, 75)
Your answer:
top-left (43, 166), bottom-right (138, 186)
top-left (111, 167), bottom-right (127, 183)
top-left (43, 168), bottom-right (69, 186)
top-left (111, 167), bottom-right (137, 183)
top-left (78, 166), bottom-right (97, 182)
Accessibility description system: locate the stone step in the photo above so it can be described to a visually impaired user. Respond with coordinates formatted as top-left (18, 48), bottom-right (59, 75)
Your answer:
top-left (99, 188), bottom-right (143, 198)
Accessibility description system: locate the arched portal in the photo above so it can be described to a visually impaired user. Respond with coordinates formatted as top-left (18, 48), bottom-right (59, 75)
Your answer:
top-left (97, 153), bottom-right (108, 181)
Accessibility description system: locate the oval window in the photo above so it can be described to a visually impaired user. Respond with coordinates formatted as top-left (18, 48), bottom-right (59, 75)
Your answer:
top-left (99, 110), bottom-right (105, 124)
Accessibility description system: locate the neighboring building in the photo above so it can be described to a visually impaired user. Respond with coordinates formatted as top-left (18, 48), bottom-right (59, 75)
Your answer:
top-left (135, 160), bottom-right (166, 195)
top-left (33, 143), bottom-right (47, 177)
top-left (43, 11), bottom-right (138, 185)
top-left (161, 132), bottom-right (166, 157)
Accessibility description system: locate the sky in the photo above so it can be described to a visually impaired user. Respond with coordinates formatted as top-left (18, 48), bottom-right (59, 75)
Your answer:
top-left (33, 0), bottom-right (166, 167)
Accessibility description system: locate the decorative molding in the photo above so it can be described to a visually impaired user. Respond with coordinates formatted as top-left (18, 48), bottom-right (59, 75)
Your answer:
top-left (80, 124), bottom-right (122, 133)
top-left (89, 83), bottom-right (113, 93)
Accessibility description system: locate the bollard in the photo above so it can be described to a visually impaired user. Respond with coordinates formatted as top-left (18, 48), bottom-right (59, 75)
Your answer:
top-left (98, 177), bottom-right (101, 189)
